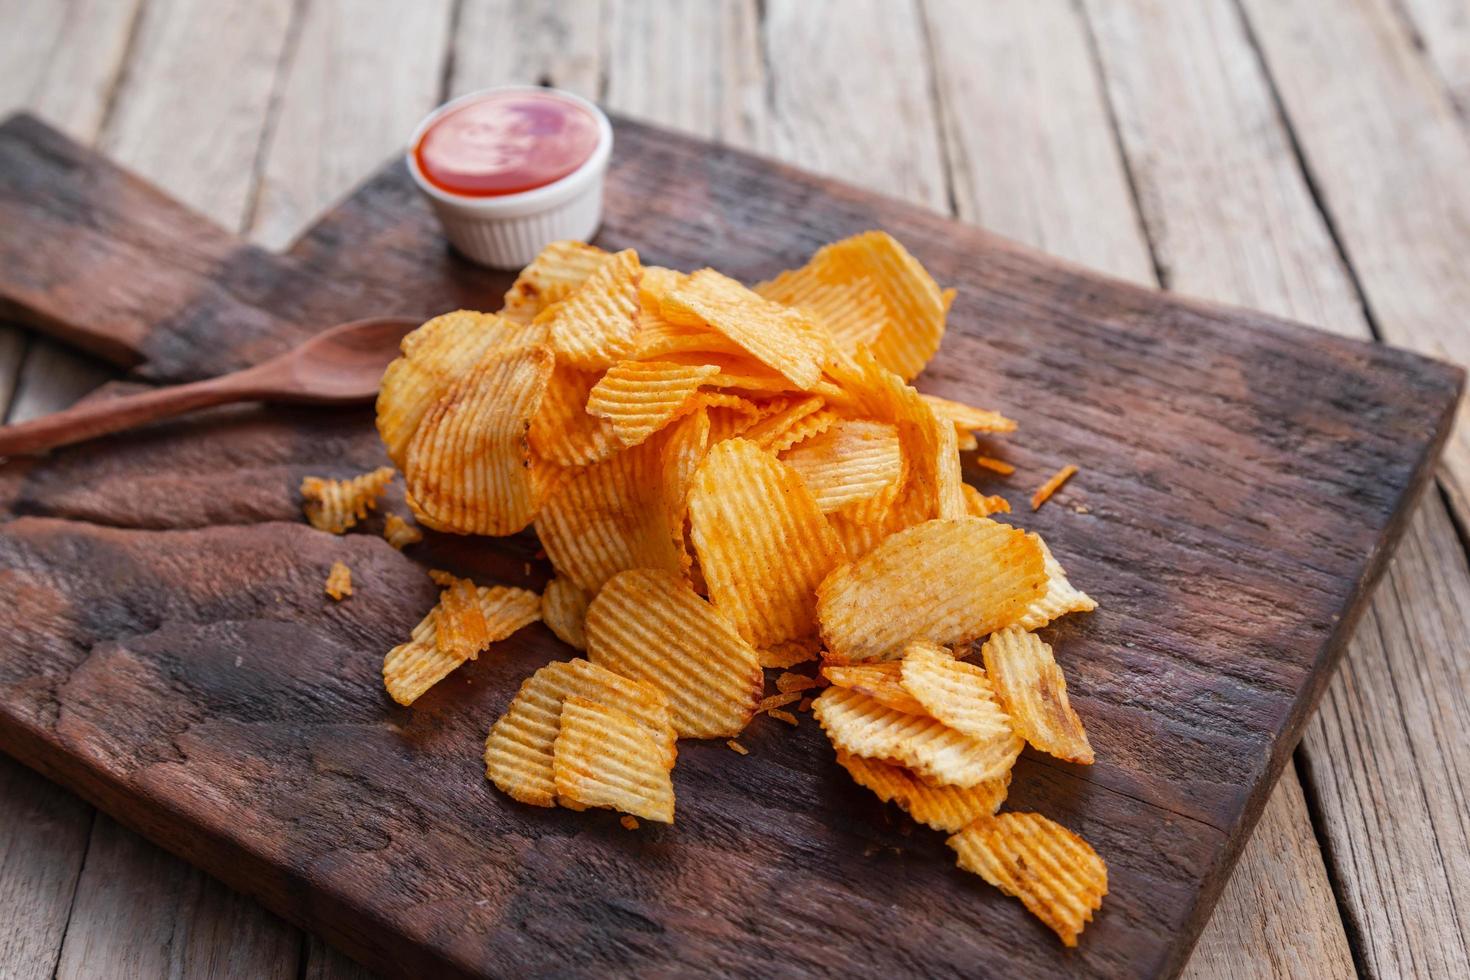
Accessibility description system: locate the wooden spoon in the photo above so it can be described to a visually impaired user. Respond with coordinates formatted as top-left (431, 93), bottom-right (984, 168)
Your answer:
top-left (0, 316), bottom-right (421, 457)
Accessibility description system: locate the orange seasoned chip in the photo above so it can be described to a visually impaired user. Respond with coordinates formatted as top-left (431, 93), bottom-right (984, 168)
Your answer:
top-left (981, 626), bottom-right (1093, 764)
top-left (301, 466), bottom-right (394, 534)
top-left (812, 687), bottom-right (1017, 787)
top-left (587, 360), bottom-right (722, 447)
top-left (921, 393), bottom-right (1017, 435)
top-left (542, 248), bottom-right (642, 369)
top-left (501, 240), bottom-right (610, 323)
top-left (403, 346), bottom-right (554, 536)
top-left (901, 642), bottom-right (1023, 762)
top-left (383, 585), bottom-right (540, 706)
top-left (837, 751), bottom-right (1009, 833)
top-left (485, 658), bottom-right (676, 807)
top-left (948, 812), bottom-right (1107, 946)
top-left (382, 513), bottom-right (423, 549)
top-left (727, 739), bottom-right (749, 755)
top-left (974, 456), bottom-right (1015, 476)
top-left (755, 270), bottom-right (886, 352)
top-left (962, 484), bottom-right (1011, 518)
top-left (553, 696), bottom-right (676, 823)
top-left (820, 661), bottom-right (927, 715)
top-left (817, 517), bottom-right (1046, 663)
top-left (766, 407), bottom-right (838, 454)
top-left (435, 574), bottom-right (490, 661)
top-left (324, 561), bottom-right (352, 600)
top-left (541, 577), bottom-right (591, 650)
top-left (781, 419), bottom-right (903, 514)
top-left (689, 439), bottom-right (843, 647)
top-left (1017, 538), bottom-right (1098, 630)
top-left (758, 638), bottom-right (821, 669)
top-left (738, 394), bottom-right (825, 451)
top-left (529, 362), bottom-right (622, 467)
top-left (661, 269), bottom-right (830, 389)
top-left (585, 569), bottom-right (764, 738)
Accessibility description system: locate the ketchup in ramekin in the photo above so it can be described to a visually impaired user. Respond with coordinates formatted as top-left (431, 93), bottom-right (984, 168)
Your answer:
top-left (407, 87), bottom-right (613, 269)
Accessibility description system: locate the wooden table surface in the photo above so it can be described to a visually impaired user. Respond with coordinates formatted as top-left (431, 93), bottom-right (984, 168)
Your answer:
top-left (0, 1), bottom-right (1465, 977)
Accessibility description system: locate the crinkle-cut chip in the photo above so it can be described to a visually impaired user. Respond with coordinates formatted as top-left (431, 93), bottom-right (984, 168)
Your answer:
top-left (377, 311), bottom-right (537, 467)
top-left (661, 269), bottom-right (830, 389)
top-left (820, 661), bottom-right (926, 715)
top-left (542, 248), bottom-right (642, 369)
top-left (436, 574), bottom-right (490, 660)
top-left (824, 471), bottom-right (934, 561)
top-left (324, 561), bottom-right (352, 600)
top-left (382, 513), bottom-right (423, 549)
top-left (755, 270), bottom-right (886, 352)
top-left (901, 642), bottom-right (1023, 758)
top-left (758, 638), bottom-right (821, 669)
top-left (758, 232), bottom-right (945, 381)
top-left (767, 407), bottom-right (838, 454)
top-left (981, 626), bottom-right (1094, 764)
top-left (541, 577), bottom-right (591, 650)
top-left (781, 419), bottom-right (903, 514)
top-left (689, 439), bottom-right (843, 647)
top-left (962, 484), bottom-right (1011, 518)
top-left (586, 360), bottom-right (722, 447)
top-left (1017, 538), bottom-right (1098, 630)
top-left (647, 352), bottom-right (801, 394)
top-left (553, 696), bottom-right (676, 823)
top-left (301, 466), bottom-right (394, 533)
top-left (817, 516), bottom-right (1047, 663)
top-left (501, 240), bottom-right (610, 324)
top-left (485, 658), bottom-right (676, 806)
top-left (920, 393), bottom-right (1017, 435)
top-left (812, 687), bottom-right (1018, 787)
top-left (837, 751), bottom-right (1009, 833)
top-left (660, 408), bottom-right (711, 573)
top-left (948, 812), bottom-right (1107, 947)
top-left (404, 346), bottom-right (553, 536)
top-left (633, 315), bottom-right (748, 360)
top-left (585, 569), bottom-right (764, 738)
top-left (529, 362), bottom-right (621, 467)
top-left (384, 585), bottom-right (541, 706)
top-left (535, 435), bottom-right (685, 593)
top-left (638, 265), bottom-right (684, 303)
top-left (738, 394), bottom-right (826, 450)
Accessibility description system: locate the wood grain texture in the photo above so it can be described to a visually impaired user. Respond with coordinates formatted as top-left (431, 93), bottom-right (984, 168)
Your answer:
top-left (1396, 0), bottom-right (1470, 118)
top-left (0, 114), bottom-right (1458, 978)
top-left (0, 0), bottom-right (141, 141)
top-left (449, 0), bottom-right (604, 100)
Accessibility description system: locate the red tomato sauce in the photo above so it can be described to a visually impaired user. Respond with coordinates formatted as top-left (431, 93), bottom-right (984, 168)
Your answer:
top-left (414, 90), bottom-right (600, 197)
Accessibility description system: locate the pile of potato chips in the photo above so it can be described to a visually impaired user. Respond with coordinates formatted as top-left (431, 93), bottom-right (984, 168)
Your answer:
top-left (363, 232), bottom-right (1106, 945)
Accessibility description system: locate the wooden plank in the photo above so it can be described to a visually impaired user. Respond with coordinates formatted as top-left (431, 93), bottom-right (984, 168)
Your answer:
top-left (763, 0), bottom-right (949, 212)
top-left (0, 0), bottom-right (141, 141)
top-left (1239, 0), bottom-right (1470, 530)
top-left (449, 0), bottom-right (604, 100)
top-left (603, 0), bottom-right (769, 150)
top-left (926, 3), bottom-right (1351, 975)
top-left (248, 0), bottom-right (455, 250)
top-left (1396, 0), bottom-right (1470, 117)
top-left (0, 115), bottom-right (1457, 979)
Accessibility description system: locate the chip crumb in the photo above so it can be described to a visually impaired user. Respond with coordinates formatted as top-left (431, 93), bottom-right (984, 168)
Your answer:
top-left (325, 561), bottom-right (352, 600)
top-left (768, 708), bottom-right (799, 726)
top-left (620, 815), bottom-right (640, 831)
top-left (974, 455), bottom-right (1015, 476)
top-left (776, 672), bottom-right (821, 694)
top-left (1031, 464), bottom-right (1079, 511)
top-left (757, 691), bottom-right (802, 713)
top-left (1073, 503), bottom-right (1090, 514)
top-left (523, 562), bottom-right (532, 576)
top-left (798, 697), bottom-right (814, 712)
top-left (727, 740), bottom-right (748, 755)
top-left (301, 466), bottom-right (394, 533)
top-left (428, 568), bottom-right (456, 587)
top-left (382, 513), bottom-right (423, 550)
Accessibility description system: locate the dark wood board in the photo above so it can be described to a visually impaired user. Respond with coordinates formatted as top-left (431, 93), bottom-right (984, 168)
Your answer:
top-left (0, 111), bottom-right (1460, 979)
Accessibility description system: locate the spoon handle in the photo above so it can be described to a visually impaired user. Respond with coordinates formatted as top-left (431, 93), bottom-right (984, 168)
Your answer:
top-left (0, 373), bottom-right (260, 457)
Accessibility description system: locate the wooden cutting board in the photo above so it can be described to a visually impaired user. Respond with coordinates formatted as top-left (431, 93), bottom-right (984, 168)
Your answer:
top-left (0, 111), bottom-right (1460, 979)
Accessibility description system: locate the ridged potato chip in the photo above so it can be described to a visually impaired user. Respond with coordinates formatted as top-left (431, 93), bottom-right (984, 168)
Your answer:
top-left (382, 513), bottom-right (423, 549)
top-left (921, 393), bottom-right (1017, 435)
top-left (501, 240), bottom-right (609, 323)
top-left (585, 569), bottom-right (764, 738)
top-left (536, 435), bottom-right (685, 593)
top-left (948, 812), bottom-right (1107, 946)
top-left (384, 585), bottom-right (541, 706)
top-left (661, 269), bottom-right (830, 389)
top-left (812, 686), bottom-right (1016, 787)
top-left (901, 643), bottom-right (1023, 770)
top-left (782, 419), bottom-right (903, 514)
top-left (766, 407), bottom-right (837, 454)
top-left (962, 484), bottom-right (1011, 518)
top-left (377, 311), bottom-right (537, 467)
top-left (755, 270), bottom-right (886, 352)
top-left (529, 362), bottom-right (622, 467)
top-left (543, 248), bottom-right (642, 369)
top-left (837, 750), bottom-right (1008, 832)
top-left (541, 577), bottom-right (591, 650)
top-left (737, 394), bottom-right (825, 450)
top-left (436, 574), bottom-right (490, 661)
top-left (587, 360), bottom-right (722, 447)
top-left (689, 439), bottom-right (843, 647)
top-left (554, 696), bottom-right (676, 823)
top-left (403, 345), bottom-right (553, 535)
top-left (485, 658), bottom-right (676, 806)
top-left (817, 517), bottom-right (1046, 663)
top-left (820, 661), bottom-right (927, 715)
top-left (324, 561), bottom-right (352, 600)
top-left (301, 466), bottom-right (394, 534)
top-left (1016, 538), bottom-right (1098, 630)
top-left (981, 626), bottom-right (1093, 764)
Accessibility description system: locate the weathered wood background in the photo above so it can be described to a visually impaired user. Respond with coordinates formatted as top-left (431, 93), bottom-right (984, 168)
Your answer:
top-left (0, 0), bottom-right (1466, 977)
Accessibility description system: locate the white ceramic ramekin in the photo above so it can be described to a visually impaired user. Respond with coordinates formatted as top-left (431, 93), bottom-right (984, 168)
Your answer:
top-left (406, 86), bottom-right (613, 270)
